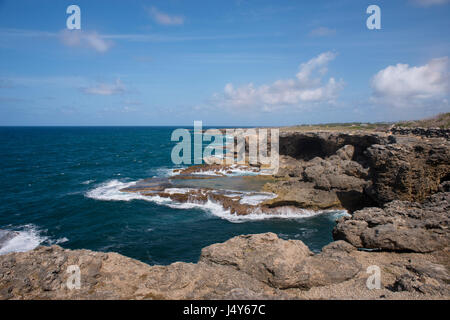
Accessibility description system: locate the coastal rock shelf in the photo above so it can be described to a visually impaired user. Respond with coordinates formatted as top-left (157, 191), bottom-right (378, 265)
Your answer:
top-left (119, 172), bottom-right (291, 216)
top-left (121, 130), bottom-right (450, 217)
top-left (1, 228), bottom-right (448, 299)
top-left (1, 128), bottom-right (449, 300)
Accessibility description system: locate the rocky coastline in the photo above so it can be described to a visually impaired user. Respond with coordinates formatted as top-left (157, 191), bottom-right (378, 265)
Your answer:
top-left (0, 128), bottom-right (449, 300)
top-left (390, 127), bottom-right (450, 139)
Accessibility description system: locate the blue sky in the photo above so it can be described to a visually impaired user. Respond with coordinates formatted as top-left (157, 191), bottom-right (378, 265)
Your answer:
top-left (0, 0), bottom-right (449, 126)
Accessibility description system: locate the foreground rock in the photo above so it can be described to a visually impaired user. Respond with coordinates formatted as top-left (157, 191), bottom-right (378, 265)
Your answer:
top-left (333, 192), bottom-right (450, 253)
top-left (200, 233), bottom-right (361, 290)
top-left (391, 260), bottom-right (450, 296)
top-left (1, 232), bottom-right (448, 300)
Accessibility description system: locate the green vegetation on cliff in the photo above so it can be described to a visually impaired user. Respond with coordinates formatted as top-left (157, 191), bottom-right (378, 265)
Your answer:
top-left (281, 112), bottom-right (450, 132)
top-left (396, 112), bottom-right (450, 129)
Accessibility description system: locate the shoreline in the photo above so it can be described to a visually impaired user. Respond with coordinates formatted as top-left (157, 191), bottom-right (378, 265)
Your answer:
top-left (0, 126), bottom-right (449, 299)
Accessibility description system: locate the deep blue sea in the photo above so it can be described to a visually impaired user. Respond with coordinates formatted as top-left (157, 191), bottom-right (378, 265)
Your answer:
top-left (0, 127), bottom-right (343, 265)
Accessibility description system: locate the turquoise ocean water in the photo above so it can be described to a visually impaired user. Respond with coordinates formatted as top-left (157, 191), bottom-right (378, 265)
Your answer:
top-left (0, 127), bottom-right (344, 265)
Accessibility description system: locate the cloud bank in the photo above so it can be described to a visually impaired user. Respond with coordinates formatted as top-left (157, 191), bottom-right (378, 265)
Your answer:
top-left (371, 57), bottom-right (449, 108)
top-left (212, 52), bottom-right (344, 111)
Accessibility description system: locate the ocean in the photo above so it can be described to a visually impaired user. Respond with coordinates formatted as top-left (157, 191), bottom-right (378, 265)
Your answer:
top-left (0, 127), bottom-right (345, 265)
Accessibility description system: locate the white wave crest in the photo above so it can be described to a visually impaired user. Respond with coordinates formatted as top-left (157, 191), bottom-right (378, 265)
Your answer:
top-left (85, 179), bottom-right (145, 201)
top-left (52, 237), bottom-right (69, 245)
top-left (163, 188), bottom-right (195, 194)
top-left (0, 225), bottom-right (47, 255)
top-left (209, 206), bottom-right (343, 223)
top-left (86, 179), bottom-right (348, 223)
top-left (239, 192), bottom-right (277, 205)
top-left (153, 167), bottom-right (186, 177)
top-left (190, 167), bottom-right (261, 177)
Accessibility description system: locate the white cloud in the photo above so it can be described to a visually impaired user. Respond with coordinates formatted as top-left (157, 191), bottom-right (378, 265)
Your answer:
top-left (411, 0), bottom-right (449, 6)
top-left (213, 52), bottom-right (343, 111)
top-left (147, 7), bottom-right (184, 26)
top-left (371, 57), bottom-right (449, 107)
top-left (82, 79), bottom-right (126, 95)
top-left (309, 27), bottom-right (336, 37)
top-left (59, 30), bottom-right (113, 53)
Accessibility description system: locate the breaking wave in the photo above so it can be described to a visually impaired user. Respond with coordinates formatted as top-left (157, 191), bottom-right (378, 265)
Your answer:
top-left (0, 225), bottom-right (70, 255)
top-left (85, 179), bottom-right (145, 201)
top-left (85, 179), bottom-right (348, 223)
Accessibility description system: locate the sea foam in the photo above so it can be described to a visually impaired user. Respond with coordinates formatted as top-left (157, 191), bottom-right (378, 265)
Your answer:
top-left (85, 179), bottom-right (348, 223)
top-left (0, 225), bottom-right (47, 255)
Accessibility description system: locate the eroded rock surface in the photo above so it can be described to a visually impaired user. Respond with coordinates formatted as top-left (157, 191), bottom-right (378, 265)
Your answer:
top-left (120, 131), bottom-right (449, 215)
top-left (364, 138), bottom-right (450, 205)
top-left (1, 231), bottom-right (448, 300)
top-left (1, 129), bottom-right (449, 300)
top-left (200, 233), bottom-right (360, 289)
top-left (264, 144), bottom-right (373, 211)
top-left (391, 260), bottom-right (450, 295)
top-left (267, 132), bottom-right (450, 212)
top-left (333, 192), bottom-right (450, 252)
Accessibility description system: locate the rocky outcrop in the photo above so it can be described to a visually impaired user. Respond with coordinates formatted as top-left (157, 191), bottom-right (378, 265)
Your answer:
top-left (279, 125), bottom-right (448, 159)
top-left (278, 131), bottom-right (389, 162)
top-left (2, 128), bottom-right (449, 300)
top-left (264, 144), bottom-right (374, 211)
top-left (122, 130), bottom-right (449, 215)
top-left (0, 233), bottom-right (357, 299)
top-left (364, 137), bottom-right (450, 205)
top-left (200, 233), bottom-right (361, 290)
top-left (390, 259), bottom-right (450, 295)
top-left (1, 232), bottom-right (448, 300)
top-left (391, 127), bottom-right (450, 139)
top-left (271, 131), bottom-right (450, 212)
top-left (263, 180), bottom-right (342, 210)
top-left (333, 192), bottom-right (450, 253)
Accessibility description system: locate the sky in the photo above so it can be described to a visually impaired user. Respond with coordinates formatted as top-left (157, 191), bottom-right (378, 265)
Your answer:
top-left (0, 0), bottom-right (449, 126)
